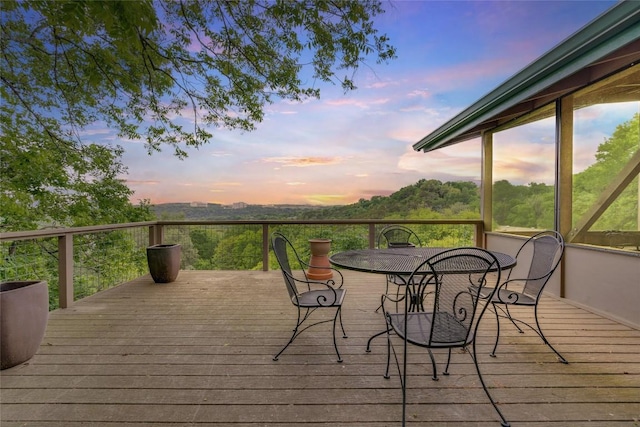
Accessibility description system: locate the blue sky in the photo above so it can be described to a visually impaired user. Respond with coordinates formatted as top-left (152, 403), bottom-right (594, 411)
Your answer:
top-left (118, 0), bottom-right (618, 206)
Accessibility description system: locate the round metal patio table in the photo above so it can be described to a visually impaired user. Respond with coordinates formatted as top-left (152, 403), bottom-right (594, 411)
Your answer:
top-left (329, 247), bottom-right (516, 277)
top-left (329, 247), bottom-right (516, 351)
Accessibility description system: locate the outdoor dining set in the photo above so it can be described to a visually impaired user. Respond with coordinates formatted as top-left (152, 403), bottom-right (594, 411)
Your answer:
top-left (271, 226), bottom-right (566, 427)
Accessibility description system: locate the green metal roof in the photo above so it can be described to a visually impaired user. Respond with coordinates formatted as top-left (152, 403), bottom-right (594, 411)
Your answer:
top-left (413, 0), bottom-right (640, 153)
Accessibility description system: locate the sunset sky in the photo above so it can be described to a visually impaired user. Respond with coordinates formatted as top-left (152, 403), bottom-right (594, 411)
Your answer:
top-left (116, 0), bottom-right (618, 206)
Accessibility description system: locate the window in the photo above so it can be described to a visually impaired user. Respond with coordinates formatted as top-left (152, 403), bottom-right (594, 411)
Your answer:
top-left (492, 106), bottom-right (556, 231)
top-left (489, 64), bottom-right (640, 252)
top-left (570, 65), bottom-right (640, 251)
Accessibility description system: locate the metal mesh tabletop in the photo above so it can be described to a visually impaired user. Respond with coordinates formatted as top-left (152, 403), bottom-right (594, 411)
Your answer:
top-left (329, 247), bottom-right (515, 275)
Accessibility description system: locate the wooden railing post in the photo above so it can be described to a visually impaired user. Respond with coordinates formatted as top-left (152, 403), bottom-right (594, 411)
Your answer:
top-left (148, 226), bottom-right (155, 247)
top-left (368, 224), bottom-right (376, 248)
top-left (262, 224), bottom-right (269, 271)
top-left (149, 224), bottom-right (163, 246)
top-left (58, 234), bottom-right (74, 308)
top-left (475, 222), bottom-right (485, 248)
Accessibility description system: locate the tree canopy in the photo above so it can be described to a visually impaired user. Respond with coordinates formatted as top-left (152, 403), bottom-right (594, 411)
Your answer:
top-left (299, 179), bottom-right (481, 220)
top-left (1, 0), bottom-right (395, 156)
top-left (573, 112), bottom-right (639, 231)
top-left (0, 0), bottom-right (396, 231)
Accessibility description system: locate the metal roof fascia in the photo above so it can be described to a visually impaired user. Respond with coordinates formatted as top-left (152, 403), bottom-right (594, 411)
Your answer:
top-left (413, 1), bottom-right (640, 153)
top-left (420, 29), bottom-right (640, 152)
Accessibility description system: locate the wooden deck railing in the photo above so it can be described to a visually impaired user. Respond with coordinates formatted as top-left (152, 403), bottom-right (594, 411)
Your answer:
top-left (0, 219), bottom-right (484, 309)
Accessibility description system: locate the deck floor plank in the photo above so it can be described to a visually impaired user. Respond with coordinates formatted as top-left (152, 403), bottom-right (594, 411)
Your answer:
top-left (2, 270), bottom-right (639, 426)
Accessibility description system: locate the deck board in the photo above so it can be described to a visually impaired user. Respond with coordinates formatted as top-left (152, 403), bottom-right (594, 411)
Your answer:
top-left (2, 270), bottom-right (639, 426)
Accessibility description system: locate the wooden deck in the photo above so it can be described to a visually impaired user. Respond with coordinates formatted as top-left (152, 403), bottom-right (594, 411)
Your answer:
top-left (1, 270), bottom-right (639, 426)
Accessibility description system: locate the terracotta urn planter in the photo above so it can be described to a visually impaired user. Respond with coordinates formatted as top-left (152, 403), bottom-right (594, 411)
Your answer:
top-left (146, 244), bottom-right (181, 283)
top-left (0, 280), bottom-right (49, 370)
top-left (307, 239), bottom-right (333, 281)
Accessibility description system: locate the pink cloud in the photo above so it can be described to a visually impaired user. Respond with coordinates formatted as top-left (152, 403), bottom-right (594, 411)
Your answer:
top-left (493, 142), bottom-right (556, 185)
top-left (303, 194), bottom-right (352, 205)
top-left (323, 97), bottom-right (390, 109)
top-left (261, 156), bottom-right (343, 167)
top-left (211, 182), bottom-right (242, 187)
top-left (125, 180), bottom-right (160, 185)
top-left (407, 89), bottom-right (431, 98)
top-left (366, 81), bottom-right (398, 89)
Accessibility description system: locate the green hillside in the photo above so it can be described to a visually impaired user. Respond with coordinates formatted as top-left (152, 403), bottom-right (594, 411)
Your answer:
top-left (300, 180), bottom-right (480, 220)
top-left (151, 179), bottom-right (481, 221)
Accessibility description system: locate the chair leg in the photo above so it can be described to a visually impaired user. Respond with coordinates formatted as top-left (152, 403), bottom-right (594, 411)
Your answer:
top-left (375, 277), bottom-right (392, 313)
top-left (383, 318), bottom-right (402, 380)
top-left (490, 303), bottom-right (526, 357)
top-left (274, 306), bottom-right (347, 363)
top-left (505, 305), bottom-right (524, 333)
top-left (394, 283), bottom-right (402, 312)
top-left (534, 305), bottom-right (568, 364)
top-left (471, 341), bottom-right (510, 427)
top-left (366, 328), bottom-right (389, 353)
top-left (490, 302), bottom-right (501, 358)
top-left (384, 330), bottom-right (392, 379)
top-left (443, 348), bottom-right (452, 376)
top-left (332, 307), bottom-right (345, 363)
top-left (401, 339), bottom-right (408, 426)
top-left (428, 349), bottom-right (438, 381)
top-left (338, 307), bottom-right (348, 339)
top-left (273, 309), bottom-right (304, 361)
top-left (492, 303), bottom-right (568, 364)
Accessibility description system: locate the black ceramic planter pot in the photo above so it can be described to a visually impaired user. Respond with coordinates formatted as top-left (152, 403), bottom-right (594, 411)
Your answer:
top-left (146, 244), bottom-right (181, 283)
top-left (0, 280), bottom-right (49, 370)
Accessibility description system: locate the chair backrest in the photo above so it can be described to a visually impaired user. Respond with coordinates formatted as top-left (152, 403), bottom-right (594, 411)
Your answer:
top-left (405, 248), bottom-right (500, 346)
top-left (509, 231), bottom-right (565, 299)
top-left (378, 225), bottom-right (422, 248)
top-left (271, 233), bottom-right (305, 302)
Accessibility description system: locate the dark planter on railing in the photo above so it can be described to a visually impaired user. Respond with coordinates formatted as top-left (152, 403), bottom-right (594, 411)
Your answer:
top-left (0, 280), bottom-right (49, 370)
top-left (146, 244), bottom-right (181, 283)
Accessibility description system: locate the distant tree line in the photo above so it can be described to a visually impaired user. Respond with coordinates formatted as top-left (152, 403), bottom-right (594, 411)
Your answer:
top-left (152, 203), bottom-right (328, 221)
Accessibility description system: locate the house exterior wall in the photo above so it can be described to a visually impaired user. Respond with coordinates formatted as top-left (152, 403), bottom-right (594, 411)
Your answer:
top-left (486, 232), bottom-right (640, 329)
top-left (564, 245), bottom-right (639, 329)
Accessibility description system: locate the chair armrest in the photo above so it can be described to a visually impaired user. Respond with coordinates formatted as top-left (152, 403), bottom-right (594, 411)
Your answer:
top-left (285, 267), bottom-right (344, 290)
top-left (502, 269), bottom-right (553, 286)
top-left (380, 292), bottom-right (406, 318)
top-left (381, 291), bottom-right (405, 305)
top-left (294, 256), bottom-right (345, 287)
top-left (306, 267), bottom-right (344, 289)
top-left (493, 279), bottom-right (528, 303)
top-left (281, 269), bottom-right (344, 306)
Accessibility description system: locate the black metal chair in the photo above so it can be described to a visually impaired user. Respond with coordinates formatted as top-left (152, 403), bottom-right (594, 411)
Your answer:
top-left (377, 224), bottom-right (423, 249)
top-left (377, 225), bottom-right (424, 305)
top-left (271, 232), bottom-right (347, 363)
top-left (382, 247), bottom-right (509, 427)
top-left (482, 230), bottom-right (567, 363)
